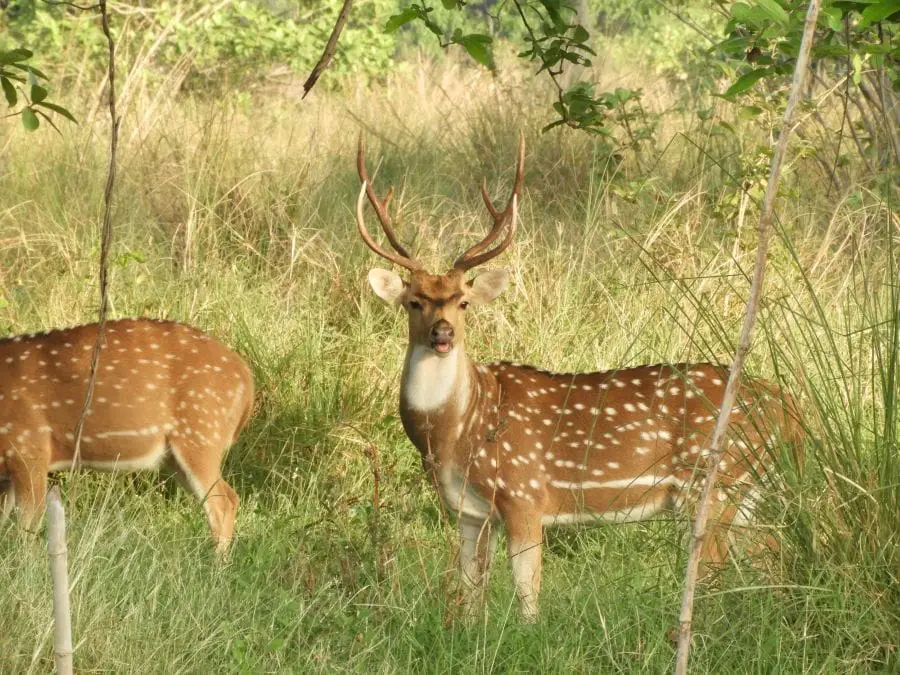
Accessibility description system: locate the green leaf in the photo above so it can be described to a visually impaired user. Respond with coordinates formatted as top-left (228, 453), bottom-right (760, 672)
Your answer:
top-left (34, 100), bottom-right (78, 124)
top-left (755, 0), bottom-right (790, 26)
top-left (860, 0), bottom-right (900, 25)
top-left (455, 34), bottom-right (494, 70)
top-left (33, 109), bottom-right (61, 135)
top-left (814, 44), bottom-right (852, 58)
top-left (715, 120), bottom-right (737, 135)
top-left (8, 63), bottom-right (50, 81)
top-left (740, 105), bottom-right (764, 118)
top-left (0, 49), bottom-right (33, 66)
top-left (538, 0), bottom-right (566, 31)
top-left (858, 42), bottom-right (896, 54)
top-left (852, 53), bottom-right (864, 85)
top-left (723, 68), bottom-right (770, 97)
top-left (30, 84), bottom-right (47, 104)
top-left (1, 77), bottom-right (16, 108)
top-left (21, 107), bottom-right (40, 131)
top-left (731, 3), bottom-right (756, 25)
top-left (571, 25), bottom-right (590, 44)
top-left (818, 6), bottom-right (843, 32)
top-left (384, 8), bottom-right (420, 33)
top-left (439, 0), bottom-right (459, 8)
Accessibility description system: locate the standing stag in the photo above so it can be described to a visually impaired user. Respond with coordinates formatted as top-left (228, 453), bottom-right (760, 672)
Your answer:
top-left (0, 318), bottom-right (253, 554)
top-left (356, 135), bottom-right (801, 620)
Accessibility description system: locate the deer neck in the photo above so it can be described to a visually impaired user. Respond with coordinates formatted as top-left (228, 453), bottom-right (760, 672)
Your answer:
top-left (399, 344), bottom-right (488, 465)
top-left (402, 344), bottom-right (472, 414)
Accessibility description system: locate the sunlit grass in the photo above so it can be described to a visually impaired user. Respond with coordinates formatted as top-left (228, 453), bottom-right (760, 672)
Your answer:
top-left (0, 56), bottom-right (896, 672)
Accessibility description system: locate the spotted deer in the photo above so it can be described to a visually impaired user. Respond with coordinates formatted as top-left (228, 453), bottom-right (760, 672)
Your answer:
top-left (0, 318), bottom-right (253, 554)
top-left (356, 135), bottom-right (801, 620)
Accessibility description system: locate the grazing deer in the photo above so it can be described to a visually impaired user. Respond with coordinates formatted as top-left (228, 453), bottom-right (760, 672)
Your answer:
top-left (0, 318), bottom-right (253, 554)
top-left (356, 135), bottom-right (801, 620)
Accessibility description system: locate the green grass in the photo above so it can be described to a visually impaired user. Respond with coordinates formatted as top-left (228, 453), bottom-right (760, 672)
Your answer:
top-left (0, 55), bottom-right (897, 672)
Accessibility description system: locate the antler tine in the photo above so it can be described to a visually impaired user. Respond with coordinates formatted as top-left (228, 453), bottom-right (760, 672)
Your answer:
top-left (356, 182), bottom-right (423, 272)
top-left (480, 178), bottom-right (500, 219)
top-left (456, 181), bottom-right (504, 264)
top-left (454, 195), bottom-right (518, 271)
top-left (356, 133), bottom-right (415, 260)
top-left (453, 132), bottom-right (526, 271)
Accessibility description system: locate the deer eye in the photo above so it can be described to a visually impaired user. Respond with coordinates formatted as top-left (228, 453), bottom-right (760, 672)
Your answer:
top-left (408, 300), bottom-right (423, 311)
top-left (459, 301), bottom-right (470, 311)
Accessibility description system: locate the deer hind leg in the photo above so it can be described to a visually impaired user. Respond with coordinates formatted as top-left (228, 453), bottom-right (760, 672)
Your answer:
top-left (730, 484), bottom-right (781, 567)
top-left (0, 477), bottom-right (15, 521)
top-left (457, 515), bottom-right (498, 615)
top-left (167, 438), bottom-right (238, 556)
top-left (4, 446), bottom-right (49, 531)
top-left (505, 512), bottom-right (543, 622)
top-left (699, 495), bottom-right (740, 576)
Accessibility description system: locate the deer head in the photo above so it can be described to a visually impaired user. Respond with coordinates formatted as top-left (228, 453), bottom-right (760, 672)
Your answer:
top-left (357, 134), bottom-right (525, 359)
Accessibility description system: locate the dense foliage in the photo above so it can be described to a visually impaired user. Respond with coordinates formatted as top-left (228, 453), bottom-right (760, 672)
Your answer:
top-left (2, 0), bottom-right (897, 182)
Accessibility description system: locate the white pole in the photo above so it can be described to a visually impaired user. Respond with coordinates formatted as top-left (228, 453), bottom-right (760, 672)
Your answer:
top-left (46, 486), bottom-right (74, 675)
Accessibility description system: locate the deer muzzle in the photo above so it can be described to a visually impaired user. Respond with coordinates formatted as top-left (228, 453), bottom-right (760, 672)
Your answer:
top-left (429, 320), bottom-right (455, 355)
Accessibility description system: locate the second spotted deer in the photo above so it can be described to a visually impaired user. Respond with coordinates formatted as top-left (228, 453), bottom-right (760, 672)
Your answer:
top-left (356, 135), bottom-right (801, 620)
top-left (0, 318), bottom-right (254, 554)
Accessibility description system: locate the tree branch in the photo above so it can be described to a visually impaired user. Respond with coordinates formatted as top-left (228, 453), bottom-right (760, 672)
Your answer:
top-left (302, 0), bottom-right (353, 99)
top-left (672, 1), bottom-right (821, 673)
top-left (511, 0), bottom-right (567, 118)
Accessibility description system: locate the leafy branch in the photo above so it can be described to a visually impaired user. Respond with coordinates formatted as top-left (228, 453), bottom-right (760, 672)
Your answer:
top-left (385, 0), bottom-right (496, 70)
top-left (714, 0), bottom-right (899, 170)
top-left (0, 47), bottom-right (76, 131)
top-left (384, 0), bottom-right (634, 135)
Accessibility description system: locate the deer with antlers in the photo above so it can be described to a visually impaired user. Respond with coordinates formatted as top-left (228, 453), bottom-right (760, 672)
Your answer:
top-left (0, 318), bottom-right (253, 555)
top-left (356, 134), bottom-right (801, 621)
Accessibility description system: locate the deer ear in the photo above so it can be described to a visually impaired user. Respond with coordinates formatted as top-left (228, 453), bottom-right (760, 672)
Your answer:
top-left (468, 269), bottom-right (509, 304)
top-left (368, 269), bottom-right (406, 307)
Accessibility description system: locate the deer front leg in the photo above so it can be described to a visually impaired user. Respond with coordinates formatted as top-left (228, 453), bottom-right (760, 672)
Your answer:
top-left (0, 477), bottom-right (14, 520)
top-left (457, 515), bottom-right (497, 615)
top-left (505, 513), bottom-right (543, 622)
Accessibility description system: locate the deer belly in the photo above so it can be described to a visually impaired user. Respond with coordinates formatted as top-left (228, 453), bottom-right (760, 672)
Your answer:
top-left (50, 431), bottom-right (169, 473)
top-left (437, 466), bottom-right (495, 521)
top-left (542, 482), bottom-right (674, 526)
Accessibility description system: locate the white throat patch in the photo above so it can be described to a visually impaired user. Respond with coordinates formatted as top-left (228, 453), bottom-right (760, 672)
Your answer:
top-left (404, 345), bottom-right (468, 412)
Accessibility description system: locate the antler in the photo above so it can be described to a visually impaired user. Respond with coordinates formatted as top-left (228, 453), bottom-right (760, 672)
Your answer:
top-left (453, 132), bottom-right (526, 271)
top-left (356, 134), bottom-right (422, 272)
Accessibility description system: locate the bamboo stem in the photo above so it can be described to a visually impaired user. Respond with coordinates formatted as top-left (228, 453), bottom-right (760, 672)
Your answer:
top-left (672, 2), bottom-right (821, 673)
top-left (46, 486), bottom-right (73, 675)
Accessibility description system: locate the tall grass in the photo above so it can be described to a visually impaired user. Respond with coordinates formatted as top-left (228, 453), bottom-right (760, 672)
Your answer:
top-left (0, 54), bottom-right (896, 671)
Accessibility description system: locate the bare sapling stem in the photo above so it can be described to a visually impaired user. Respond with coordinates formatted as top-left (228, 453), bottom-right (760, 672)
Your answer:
top-left (46, 486), bottom-right (73, 675)
top-left (673, 2), bottom-right (822, 673)
top-left (71, 0), bottom-right (119, 471)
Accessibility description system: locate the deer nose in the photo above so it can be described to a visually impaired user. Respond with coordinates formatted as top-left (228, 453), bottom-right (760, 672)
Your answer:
top-left (430, 320), bottom-right (454, 344)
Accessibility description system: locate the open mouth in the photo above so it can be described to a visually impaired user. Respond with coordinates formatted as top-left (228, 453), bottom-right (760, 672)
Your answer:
top-left (431, 340), bottom-right (453, 354)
